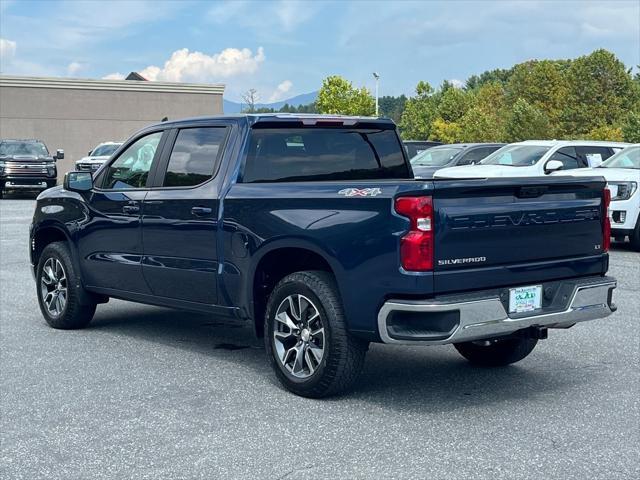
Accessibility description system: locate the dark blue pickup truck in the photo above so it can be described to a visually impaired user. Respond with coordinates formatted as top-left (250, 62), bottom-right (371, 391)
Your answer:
top-left (30, 114), bottom-right (617, 397)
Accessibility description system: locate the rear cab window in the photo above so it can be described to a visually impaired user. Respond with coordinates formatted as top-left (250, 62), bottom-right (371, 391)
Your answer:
top-left (162, 127), bottom-right (228, 187)
top-left (242, 127), bottom-right (410, 183)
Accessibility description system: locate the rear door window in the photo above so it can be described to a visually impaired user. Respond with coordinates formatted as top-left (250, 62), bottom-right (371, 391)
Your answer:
top-left (458, 146), bottom-right (500, 165)
top-left (549, 146), bottom-right (581, 170)
top-left (162, 127), bottom-right (228, 187)
top-left (575, 146), bottom-right (614, 167)
top-left (242, 128), bottom-right (409, 182)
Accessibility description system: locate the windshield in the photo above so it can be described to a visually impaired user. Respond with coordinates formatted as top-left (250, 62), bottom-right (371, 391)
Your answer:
top-left (0, 141), bottom-right (49, 157)
top-left (410, 146), bottom-right (463, 167)
top-left (480, 145), bottom-right (550, 167)
top-left (91, 144), bottom-right (121, 157)
top-left (599, 146), bottom-right (639, 169)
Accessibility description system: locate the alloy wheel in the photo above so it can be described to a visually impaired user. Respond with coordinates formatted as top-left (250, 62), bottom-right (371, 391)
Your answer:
top-left (273, 294), bottom-right (325, 378)
top-left (40, 258), bottom-right (67, 317)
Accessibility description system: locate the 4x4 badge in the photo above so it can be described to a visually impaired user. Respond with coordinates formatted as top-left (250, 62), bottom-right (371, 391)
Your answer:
top-left (338, 187), bottom-right (382, 197)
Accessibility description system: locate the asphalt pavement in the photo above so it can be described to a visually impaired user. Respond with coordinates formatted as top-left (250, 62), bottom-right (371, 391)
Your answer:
top-left (1, 197), bottom-right (638, 479)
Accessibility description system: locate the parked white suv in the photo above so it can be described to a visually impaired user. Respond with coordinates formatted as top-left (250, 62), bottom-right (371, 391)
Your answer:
top-left (554, 145), bottom-right (639, 249)
top-left (434, 140), bottom-right (628, 178)
top-left (75, 142), bottom-right (122, 172)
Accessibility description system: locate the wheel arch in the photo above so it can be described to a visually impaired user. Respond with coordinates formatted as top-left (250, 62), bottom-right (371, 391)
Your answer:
top-left (249, 240), bottom-right (342, 337)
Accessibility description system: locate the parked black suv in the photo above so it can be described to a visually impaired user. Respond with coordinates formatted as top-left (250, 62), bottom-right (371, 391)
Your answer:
top-left (0, 139), bottom-right (63, 198)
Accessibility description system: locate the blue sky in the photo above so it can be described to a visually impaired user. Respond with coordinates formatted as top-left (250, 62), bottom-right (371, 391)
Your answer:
top-left (1, 0), bottom-right (639, 102)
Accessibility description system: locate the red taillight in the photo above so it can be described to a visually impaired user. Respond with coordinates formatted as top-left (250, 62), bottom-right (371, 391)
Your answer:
top-left (395, 196), bottom-right (433, 271)
top-left (603, 188), bottom-right (611, 252)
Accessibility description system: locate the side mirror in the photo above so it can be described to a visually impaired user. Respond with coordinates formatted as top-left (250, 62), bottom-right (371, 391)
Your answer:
top-left (544, 159), bottom-right (563, 174)
top-left (55, 149), bottom-right (65, 160)
top-left (63, 171), bottom-right (93, 192)
top-left (88, 150), bottom-right (92, 156)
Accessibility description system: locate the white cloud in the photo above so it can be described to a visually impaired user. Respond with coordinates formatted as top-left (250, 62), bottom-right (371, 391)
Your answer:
top-left (103, 72), bottom-right (126, 80)
top-left (138, 47), bottom-right (266, 83)
top-left (0, 38), bottom-right (16, 60)
top-left (449, 79), bottom-right (465, 88)
top-left (268, 80), bottom-right (293, 102)
top-left (67, 61), bottom-right (85, 76)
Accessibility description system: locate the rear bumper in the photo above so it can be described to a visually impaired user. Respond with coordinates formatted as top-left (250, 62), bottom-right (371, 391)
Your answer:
top-left (377, 276), bottom-right (617, 345)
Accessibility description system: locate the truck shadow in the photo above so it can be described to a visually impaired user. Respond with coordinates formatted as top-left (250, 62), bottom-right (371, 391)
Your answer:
top-left (351, 344), bottom-right (599, 413)
top-left (609, 241), bottom-right (638, 252)
top-left (89, 301), bottom-right (598, 413)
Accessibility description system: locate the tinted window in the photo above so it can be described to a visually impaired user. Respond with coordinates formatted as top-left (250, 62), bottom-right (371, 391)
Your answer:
top-left (91, 144), bottom-right (121, 157)
top-left (163, 127), bottom-right (227, 187)
top-left (481, 145), bottom-right (550, 166)
top-left (458, 146), bottom-right (501, 165)
top-left (102, 131), bottom-right (163, 189)
top-left (600, 146), bottom-right (639, 169)
top-left (0, 141), bottom-right (49, 156)
top-left (410, 146), bottom-right (463, 167)
top-left (243, 128), bottom-right (409, 183)
top-left (549, 146), bottom-right (580, 170)
top-left (575, 146), bottom-right (613, 167)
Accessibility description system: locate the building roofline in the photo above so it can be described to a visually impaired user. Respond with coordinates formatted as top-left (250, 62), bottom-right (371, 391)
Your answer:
top-left (0, 75), bottom-right (225, 95)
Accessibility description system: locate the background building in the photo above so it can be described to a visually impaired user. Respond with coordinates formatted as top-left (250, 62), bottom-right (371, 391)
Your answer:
top-left (0, 75), bottom-right (225, 178)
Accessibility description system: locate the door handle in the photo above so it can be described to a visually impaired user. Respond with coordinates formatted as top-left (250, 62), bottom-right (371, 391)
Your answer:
top-left (122, 204), bottom-right (140, 214)
top-left (191, 206), bottom-right (213, 217)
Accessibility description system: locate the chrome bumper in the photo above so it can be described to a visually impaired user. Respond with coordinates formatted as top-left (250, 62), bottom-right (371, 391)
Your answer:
top-left (378, 277), bottom-right (617, 345)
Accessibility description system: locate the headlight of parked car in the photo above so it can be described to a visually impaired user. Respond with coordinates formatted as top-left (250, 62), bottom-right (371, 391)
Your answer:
top-left (610, 181), bottom-right (638, 201)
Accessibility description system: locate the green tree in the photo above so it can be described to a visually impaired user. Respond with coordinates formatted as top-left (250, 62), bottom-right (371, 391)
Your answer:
top-left (316, 75), bottom-right (375, 116)
top-left (506, 98), bottom-right (551, 141)
top-left (459, 107), bottom-right (499, 142)
top-left (562, 49), bottom-right (636, 135)
top-left (430, 117), bottom-right (462, 143)
top-left (466, 67), bottom-right (514, 90)
top-left (622, 111), bottom-right (640, 143)
top-left (437, 87), bottom-right (472, 123)
top-left (379, 95), bottom-right (407, 123)
top-left (586, 125), bottom-right (623, 142)
top-left (398, 81), bottom-right (437, 140)
top-left (506, 60), bottom-right (569, 135)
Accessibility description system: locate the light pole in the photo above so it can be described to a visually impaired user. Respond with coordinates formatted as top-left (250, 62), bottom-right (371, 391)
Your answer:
top-left (373, 72), bottom-right (380, 117)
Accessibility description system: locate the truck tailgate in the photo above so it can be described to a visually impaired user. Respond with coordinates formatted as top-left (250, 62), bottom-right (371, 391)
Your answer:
top-left (431, 177), bottom-right (608, 294)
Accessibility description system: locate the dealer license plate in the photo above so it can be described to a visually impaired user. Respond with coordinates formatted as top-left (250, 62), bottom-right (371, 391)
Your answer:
top-left (509, 285), bottom-right (542, 313)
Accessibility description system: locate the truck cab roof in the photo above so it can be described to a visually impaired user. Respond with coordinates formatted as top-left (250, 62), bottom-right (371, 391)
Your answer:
top-left (155, 114), bottom-right (396, 129)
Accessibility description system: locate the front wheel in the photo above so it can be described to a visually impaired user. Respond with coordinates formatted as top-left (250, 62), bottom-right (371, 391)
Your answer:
top-left (265, 271), bottom-right (367, 398)
top-left (454, 336), bottom-right (538, 366)
top-left (36, 242), bottom-right (96, 329)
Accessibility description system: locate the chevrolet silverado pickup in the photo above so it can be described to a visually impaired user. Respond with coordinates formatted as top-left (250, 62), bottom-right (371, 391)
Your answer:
top-left (29, 114), bottom-right (617, 397)
top-left (0, 139), bottom-right (63, 198)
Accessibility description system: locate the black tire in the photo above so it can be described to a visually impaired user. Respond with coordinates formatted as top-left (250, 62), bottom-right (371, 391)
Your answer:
top-left (36, 242), bottom-right (96, 329)
top-left (454, 335), bottom-right (538, 367)
top-left (264, 271), bottom-right (367, 398)
top-left (630, 217), bottom-right (640, 251)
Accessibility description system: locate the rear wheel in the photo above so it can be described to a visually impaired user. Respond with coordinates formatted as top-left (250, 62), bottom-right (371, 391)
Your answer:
top-left (454, 336), bottom-right (538, 366)
top-left (36, 242), bottom-right (96, 329)
top-left (265, 271), bottom-right (367, 398)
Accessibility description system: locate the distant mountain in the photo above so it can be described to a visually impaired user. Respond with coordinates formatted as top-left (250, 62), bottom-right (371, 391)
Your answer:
top-left (224, 91), bottom-right (317, 113)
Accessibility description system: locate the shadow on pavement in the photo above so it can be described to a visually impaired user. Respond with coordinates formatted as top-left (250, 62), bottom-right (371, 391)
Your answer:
top-left (1, 191), bottom-right (40, 200)
top-left (88, 301), bottom-right (596, 412)
top-left (609, 240), bottom-right (638, 252)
